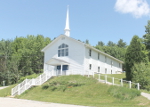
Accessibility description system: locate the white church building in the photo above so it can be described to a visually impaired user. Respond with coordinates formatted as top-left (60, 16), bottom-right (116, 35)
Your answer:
top-left (41, 7), bottom-right (123, 76)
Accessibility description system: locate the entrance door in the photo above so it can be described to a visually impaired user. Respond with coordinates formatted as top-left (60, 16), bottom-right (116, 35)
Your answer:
top-left (57, 65), bottom-right (61, 75)
top-left (56, 65), bottom-right (69, 75)
top-left (62, 65), bottom-right (68, 75)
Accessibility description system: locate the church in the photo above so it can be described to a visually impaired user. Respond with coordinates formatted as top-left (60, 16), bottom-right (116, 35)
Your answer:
top-left (41, 7), bottom-right (123, 76)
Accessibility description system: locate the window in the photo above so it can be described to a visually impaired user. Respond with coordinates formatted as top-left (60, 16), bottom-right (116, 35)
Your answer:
top-left (111, 70), bottom-right (112, 74)
top-left (105, 56), bottom-right (107, 62)
top-left (63, 65), bottom-right (68, 70)
top-left (58, 43), bottom-right (69, 57)
top-left (119, 63), bottom-right (121, 68)
top-left (111, 60), bottom-right (113, 67)
top-left (89, 64), bottom-right (92, 70)
top-left (89, 49), bottom-right (91, 56)
top-left (98, 67), bottom-right (100, 72)
top-left (98, 53), bottom-right (99, 59)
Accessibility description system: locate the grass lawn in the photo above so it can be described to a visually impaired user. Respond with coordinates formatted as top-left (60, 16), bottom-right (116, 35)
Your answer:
top-left (0, 84), bottom-right (16, 97)
top-left (16, 75), bottom-right (150, 107)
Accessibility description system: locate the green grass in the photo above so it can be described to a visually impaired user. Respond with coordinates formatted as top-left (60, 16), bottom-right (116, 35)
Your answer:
top-left (0, 73), bottom-right (41, 97)
top-left (0, 84), bottom-right (16, 97)
top-left (16, 75), bottom-right (150, 107)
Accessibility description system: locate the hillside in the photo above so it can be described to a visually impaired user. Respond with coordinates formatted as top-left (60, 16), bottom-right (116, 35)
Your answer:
top-left (15, 75), bottom-right (150, 107)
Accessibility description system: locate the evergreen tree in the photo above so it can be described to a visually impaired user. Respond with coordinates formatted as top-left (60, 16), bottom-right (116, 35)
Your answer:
top-left (85, 39), bottom-right (89, 44)
top-left (143, 20), bottom-right (150, 61)
top-left (125, 35), bottom-right (148, 80)
top-left (117, 39), bottom-right (126, 48)
top-left (132, 62), bottom-right (150, 90)
top-left (98, 41), bottom-right (105, 46)
top-left (107, 41), bottom-right (116, 47)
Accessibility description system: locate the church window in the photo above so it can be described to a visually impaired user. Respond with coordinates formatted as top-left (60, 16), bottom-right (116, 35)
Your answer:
top-left (58, 43), bottom-right (69, 57)
top-left (98, 66), bottom-right (100, 72)
top-left (89, 64), bottom-right (92, 70)
top-left (98, 53), bottom-right (100, 59)
top-left (111, 60), bottom-right (113, 67)
top-left (105, 56), bottom-right (107, 63)
top-left (89, 49), bottom-right (91, 56)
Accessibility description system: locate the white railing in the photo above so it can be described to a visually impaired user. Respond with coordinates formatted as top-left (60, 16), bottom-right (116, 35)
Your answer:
top-left (92, 72), bottom-right (140, 90)
top-left (11, 72), bottom-right (52, 96)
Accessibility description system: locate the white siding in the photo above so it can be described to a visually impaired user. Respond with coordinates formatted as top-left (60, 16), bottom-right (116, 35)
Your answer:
top-left (84, 47), bottom-right (122, 74)
top-left (43, 36), bottom-right (85, 73)
top-left (42, 35), bottom-right (123, 75)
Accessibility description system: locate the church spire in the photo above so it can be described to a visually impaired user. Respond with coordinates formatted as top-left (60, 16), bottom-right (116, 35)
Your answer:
top-left (64, 5), bottom-right (70, 37)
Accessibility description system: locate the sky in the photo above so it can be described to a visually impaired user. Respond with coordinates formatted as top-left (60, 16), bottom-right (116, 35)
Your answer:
top-left (1, 0), bottom-right (150, 46)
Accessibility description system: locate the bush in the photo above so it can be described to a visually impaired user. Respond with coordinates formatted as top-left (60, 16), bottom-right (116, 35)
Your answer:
top-left (131, 62), bottom-right (150, 90)
top-left (42, 80), bottom-right (85, 92)
top-left (42, 84), bottom-right (49, 89)
top-left (18, 73), bottom-right (41, 83)
top-left (108, 85), bottom-right (141, 100)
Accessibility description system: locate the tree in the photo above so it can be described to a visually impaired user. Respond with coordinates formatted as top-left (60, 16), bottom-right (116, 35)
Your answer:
top-left (107, 41), bottom-right (116, 47)
top-left (125, 35), bottom-right (148, 80)
top-left (98, 41), bottom-right (105, 46)
top-left (117, 39), bottom-right (126, 48)
top-left (85, 39), bottom-right (89, 44)
top-left (143, 20), bottom-right (150, 61)
top-left (132, 62), bottom-right (150, 90)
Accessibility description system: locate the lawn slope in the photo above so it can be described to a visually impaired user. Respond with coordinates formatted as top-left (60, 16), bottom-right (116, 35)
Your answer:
top-left (16, 75), bottom-right (150, 107)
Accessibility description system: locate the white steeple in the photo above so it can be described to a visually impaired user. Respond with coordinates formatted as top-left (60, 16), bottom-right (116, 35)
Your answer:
top-left (64, 5), bottom-right (70, 37)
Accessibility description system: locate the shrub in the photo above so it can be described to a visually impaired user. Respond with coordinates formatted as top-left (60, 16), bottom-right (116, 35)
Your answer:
top-left (18, 73), bottom-right (41, 83)
top-left (42, 79), bottom-right (85, 92)
top-left (42, 84), bottom-right (49, 89)
top-left (131, 62), bottom-right (150, 90)
top-left (108, 85), bottom-right (141, 100)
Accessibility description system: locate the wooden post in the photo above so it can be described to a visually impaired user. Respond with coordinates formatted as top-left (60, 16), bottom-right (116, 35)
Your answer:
top-left (137, 83), bottom-right (140, 90)
top-left (11, 88), bottom-right (13, 96)
top-left (129, 81), bottom-right (131, 89)
top-left (45, 73), bottom-right (47, 81)
top-left (51, 70), bottom-right (52, 76)
top-left (61, 64), bottom-right (63, 75)
top-left (25, 79), bottom-right (27, 90)
top-left (98, 74), bottom-right (100, 81)
top-left (40, 75), bottom-right (42, 85)
top-left (105, 75), bottom-right (107, 83)
top-left (120, 79), bottom-right (123, 86)
top-left (112, 77), bottom-right (114, 85)
top-left (93, 71), bottom-right (94, 78)
top-left (18, 84), bottom-right (20, 95)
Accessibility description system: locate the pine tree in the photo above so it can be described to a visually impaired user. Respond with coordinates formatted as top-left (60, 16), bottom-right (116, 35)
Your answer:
top-left (125, 35), bottom-right (148, 80)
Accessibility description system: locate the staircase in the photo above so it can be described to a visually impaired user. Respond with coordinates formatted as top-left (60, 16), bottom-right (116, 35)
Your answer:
top-left (11, 72), bottom-right (52, 96)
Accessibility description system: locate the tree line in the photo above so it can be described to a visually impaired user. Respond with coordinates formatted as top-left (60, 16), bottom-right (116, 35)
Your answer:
top-left (0, 35), bottom-right (51, 85)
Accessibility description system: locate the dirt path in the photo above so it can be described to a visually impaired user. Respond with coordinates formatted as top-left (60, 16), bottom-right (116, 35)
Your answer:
top-left (0, 97), bottom-right (88, 107)
top-left (0, 86), bottom-right (9, 90)
top-left (141, 92), bottom-right (150, 100)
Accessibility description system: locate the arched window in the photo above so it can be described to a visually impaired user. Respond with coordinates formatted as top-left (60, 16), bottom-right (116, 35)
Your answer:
top-left (58, 43), bottom-right (69, 57)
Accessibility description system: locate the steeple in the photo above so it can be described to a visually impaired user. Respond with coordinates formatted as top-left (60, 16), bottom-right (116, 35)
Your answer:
top-left (64, 5), bottom-right (70, 37)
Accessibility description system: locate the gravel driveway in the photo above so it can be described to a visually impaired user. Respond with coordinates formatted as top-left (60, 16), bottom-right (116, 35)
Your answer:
top-left (0, 97), bottom-right (88, 107)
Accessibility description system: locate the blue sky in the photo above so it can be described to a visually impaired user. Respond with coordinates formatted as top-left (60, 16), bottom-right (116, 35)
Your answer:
top-left (1, 0), bottom-right (150, 46)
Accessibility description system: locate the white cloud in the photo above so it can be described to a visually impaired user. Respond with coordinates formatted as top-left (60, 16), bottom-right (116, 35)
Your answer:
top-left (114, 0), bottom-right (150, 18)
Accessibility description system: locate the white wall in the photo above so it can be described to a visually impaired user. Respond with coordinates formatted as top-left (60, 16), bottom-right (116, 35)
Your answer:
top-left (43, 36), bottom-right (85, 73)
top-left (84, 47), bottom-right (122, 74)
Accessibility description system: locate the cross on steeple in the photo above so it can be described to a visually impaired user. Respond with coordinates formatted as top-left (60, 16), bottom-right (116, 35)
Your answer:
top-left (64, 5), bottom-right (70, 37)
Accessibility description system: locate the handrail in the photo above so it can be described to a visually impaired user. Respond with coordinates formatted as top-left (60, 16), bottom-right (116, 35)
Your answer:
top-left (11, 72), bottom-right (52, 96)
